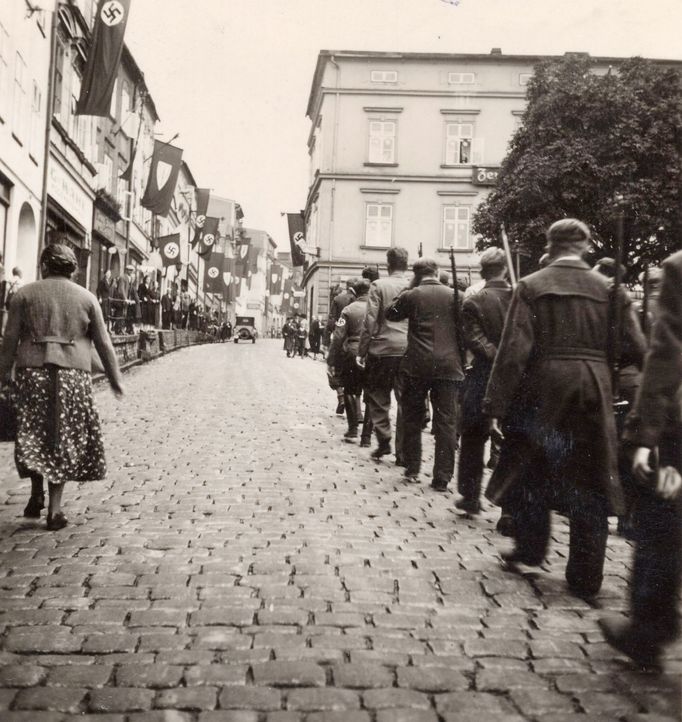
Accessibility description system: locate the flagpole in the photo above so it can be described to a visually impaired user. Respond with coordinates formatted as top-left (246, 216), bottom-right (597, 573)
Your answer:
top-left (37, 7), bottom-right (60, 277)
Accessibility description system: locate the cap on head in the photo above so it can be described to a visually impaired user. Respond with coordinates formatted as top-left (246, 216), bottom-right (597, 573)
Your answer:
top-left (412, 257), bottom-right (438, 276)
top-left (361, 265), bottom-right (379, 282)
top-left (546, 218), bottom-right (591, 247)
top-left (40, 243), bottom-right (78, 277)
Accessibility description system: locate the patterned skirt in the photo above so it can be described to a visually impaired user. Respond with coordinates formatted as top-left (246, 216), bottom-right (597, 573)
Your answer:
top-left (14, 367), bottom-right (106, 485)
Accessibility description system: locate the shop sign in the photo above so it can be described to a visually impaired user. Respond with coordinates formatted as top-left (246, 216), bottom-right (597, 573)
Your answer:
top-left (247, 302), bottom-right (260, 310)
top-left (47, 159), bottom-right (93, 230)
top-left (472, 166), bottom-right (500, 186)
top-left (93, 207), bottom-right (116, 243)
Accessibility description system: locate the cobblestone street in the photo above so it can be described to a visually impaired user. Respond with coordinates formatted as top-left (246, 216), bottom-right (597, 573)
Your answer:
top-left (0, 340), bottom-right (679, 722)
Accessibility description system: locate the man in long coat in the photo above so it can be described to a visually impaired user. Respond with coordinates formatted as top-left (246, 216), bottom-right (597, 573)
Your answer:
top-left (483, 218), bottom-right (646, 598)
top-left (599, 249), bottom-right (682, 667)
top-left (457, 247), bottom-right (512, 517)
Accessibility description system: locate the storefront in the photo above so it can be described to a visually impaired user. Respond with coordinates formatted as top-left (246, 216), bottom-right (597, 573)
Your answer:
top-left (46, 156), bottom-right (94, 288)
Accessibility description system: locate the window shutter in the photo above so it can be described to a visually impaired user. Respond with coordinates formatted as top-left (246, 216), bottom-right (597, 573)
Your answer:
top-left (471, 137), bottom-right (485, 165)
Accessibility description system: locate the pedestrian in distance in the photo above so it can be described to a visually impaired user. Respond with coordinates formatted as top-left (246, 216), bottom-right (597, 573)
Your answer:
top-left (295, 318), bottom-right (308, 357)
top-left (385, 257), bottom-right (464, 490)
top-left (456, 247), bottom-right (513, 523)
top-left (357, 246), bottom-right (409, 464)
top-left (309, 317), bottom-right (322, 359)
top-left (97, 269), bottom-right (113, 331)
top-left (161, 287), bottom-right (173, 330)
top-left (483, 218), bottom-right (646, 599)
top-left (599, 249), bottom-right (682, 668)
top-left (327, 278), bottom-right (371, 442)
top-left (0, 244), bottom-right (124, 530)
top-left (326, 279), bottom-right (357, 414)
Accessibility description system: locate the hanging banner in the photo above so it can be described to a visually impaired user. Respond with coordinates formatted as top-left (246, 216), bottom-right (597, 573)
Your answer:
top-left (269, 263), bottom-right (283, 295)
top-left (197, 216), bottom-right (219, 257)
top-left (141, 141), bottom-right (183, 217)
top-left (76, 0), bottom-right (131, 116)
top-left (286, 212), bottom-right (307, 267)
top-left (158, 233), bottom-right (181, 267)
top-left (203, 250), bottom-right (224, 294)
top-left (235, 239), bottom-right (251, 277)
top-left (191, 188), bottom-right (211, 248)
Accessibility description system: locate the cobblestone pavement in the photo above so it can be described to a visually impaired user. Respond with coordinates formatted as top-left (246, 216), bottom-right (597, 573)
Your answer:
top-left (0, 340), bottom-right (680, 722)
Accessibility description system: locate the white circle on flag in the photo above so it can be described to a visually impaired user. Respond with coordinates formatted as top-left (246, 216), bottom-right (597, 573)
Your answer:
top-left (204, 233), bottom-right (215, 247)
top-left (294, 231), bottom-right (305, 244)
top-left (208, 267), bottom-right (219, 278)
top-left (196, 214), bottom-right (206, 228)
top-left (101, 1), bottom-right (125, 26)
top-left (164, 242), bottom-right (180, 259)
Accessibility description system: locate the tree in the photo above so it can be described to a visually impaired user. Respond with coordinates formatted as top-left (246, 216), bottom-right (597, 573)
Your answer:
top-left (473, 56), bottom-right (682, 278)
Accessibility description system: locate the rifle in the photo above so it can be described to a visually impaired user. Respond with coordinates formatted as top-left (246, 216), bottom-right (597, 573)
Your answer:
top-left (611, 197), bottom-right (625, 402)
top-left (449, 245), bottom-right (467, 367)
top-left (641, 264), bottom-right (650, 341)
top-left (500, 225), bottom-right (518, 289)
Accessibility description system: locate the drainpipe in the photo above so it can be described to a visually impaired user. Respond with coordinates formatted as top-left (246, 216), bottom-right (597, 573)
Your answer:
top-left (37, 4), bottom-right (60, 277)
top-left (327, 54), bottom-right (341, 313)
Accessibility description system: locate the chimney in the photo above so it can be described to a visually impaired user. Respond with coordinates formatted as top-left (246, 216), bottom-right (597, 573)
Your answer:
top-left (490, 48), bottom-right (502, 55)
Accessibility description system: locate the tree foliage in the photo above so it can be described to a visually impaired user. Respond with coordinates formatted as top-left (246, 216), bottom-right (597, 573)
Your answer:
top-left (473, 56), bottom-right (682, 277)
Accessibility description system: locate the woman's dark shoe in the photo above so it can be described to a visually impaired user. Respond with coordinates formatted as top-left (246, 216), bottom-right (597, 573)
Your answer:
top-left (46, 512), bottom-right (68, 531)
top-left (23, 493), bottom-right (45, 519)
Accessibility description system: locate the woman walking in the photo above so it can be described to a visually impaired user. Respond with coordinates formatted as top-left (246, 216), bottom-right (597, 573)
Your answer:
top-left (0, 244), bottom-right (124, 530)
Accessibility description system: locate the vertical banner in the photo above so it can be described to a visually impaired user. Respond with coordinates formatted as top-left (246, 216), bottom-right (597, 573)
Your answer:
top-left (197, 216), bottom-right (219, 257)
top-left (76, 0), bottom-right (131, 116)
top-left (281, 278), bottom-right (293, 314)
top-left (235, 238), bottom-right (251, 277)
top-left (203, 250), bottom-right (224, 294)
top-left (286, 212), bottom-right (307, 267)
top-left (269, 263), bottom-right (283, 295)
top-left (223, 256), bottom-right (235, 302)
top-left (191, 188), bottom-right (211, 248)
top-left (141, 141), bottom-right (183, 217)
top-left (158, 233), bottom-right (181, 267)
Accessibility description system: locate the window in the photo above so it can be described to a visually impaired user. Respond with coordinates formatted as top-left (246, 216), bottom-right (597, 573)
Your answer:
top-left (442, 206), bottom-right (471, 250)
top-left (519, 73), bottom-right (533, 86)
top-left (12, 52), bottom-right (27, 141)
top-left (102, 150), bottom-right (114, 193)
top-left (448, 72), bottom-right (475, 85)
top-left (365, 203), bottom-right (393, 247)
top-left (368, 120), bottom-right (396, 164)
top-left (370, 70), bottom-right (397, 83)
top-left (444, 122), bottom-right (473, 165)
top-left (0, 22), bottom-right (9, 119)
top-left (121, 81), bottom-right (131, 119)
top-left (29, 81), bottom-right (42, 157)
top-left (53, 35), bottom-right (65, 121)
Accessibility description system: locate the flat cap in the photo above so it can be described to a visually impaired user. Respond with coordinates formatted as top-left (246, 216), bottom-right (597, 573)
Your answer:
top-left (479, 247), bottom-right (506, 267)
top-left (412, 257), bottom-right (438, 275)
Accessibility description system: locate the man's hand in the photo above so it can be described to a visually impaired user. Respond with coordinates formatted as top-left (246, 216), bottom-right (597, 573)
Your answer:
top-left (632, 446), bottom-right (654, 483)
top-left (657, 465), bottom-right (682, 500)
top-left (356, 356), bottom-right (366, 368)
top-left (489, 418), bottom-right (504, 444)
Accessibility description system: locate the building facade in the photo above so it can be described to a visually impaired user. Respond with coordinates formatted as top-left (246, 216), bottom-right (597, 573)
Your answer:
top-left (302, 49), bottom-right (619, 320)
top-left (0, 2), bottom-right (52, 285)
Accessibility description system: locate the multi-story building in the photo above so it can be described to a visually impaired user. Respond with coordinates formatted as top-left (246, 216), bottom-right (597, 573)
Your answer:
top-left (235, 226), bottom-right (276, 334)
top-left (302, 49), bottom-right (620, 319)
top-left (0, 2), bottom-right (51, 285)
top-left (90, 45), bottom-right (159, 292)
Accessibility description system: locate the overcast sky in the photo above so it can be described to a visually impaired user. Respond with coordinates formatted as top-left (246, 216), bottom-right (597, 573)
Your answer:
top-left (125, 0), bottom-right (680, 249)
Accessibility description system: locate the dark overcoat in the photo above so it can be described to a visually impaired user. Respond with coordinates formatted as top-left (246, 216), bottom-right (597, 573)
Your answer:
top-left (483, 258), bottom-right (646, 515)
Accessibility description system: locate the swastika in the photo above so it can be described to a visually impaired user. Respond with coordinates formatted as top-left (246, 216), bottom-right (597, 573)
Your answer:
top-left (164, 243), bottom-right (179, 259)
top-left (294, 231), bottom-right (305, 244)
top-left (208, 267), bottom-right (219, 278)
top-left (196, 214), bottom-right (206, 228)
top-left (101, 1), bottom-right (125, 26)
top-left (203, 234), bottom-right (215, 246)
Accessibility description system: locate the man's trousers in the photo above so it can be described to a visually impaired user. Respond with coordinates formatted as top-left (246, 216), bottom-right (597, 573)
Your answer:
top-left (365, 355), bottom-right (403, 457)
top-left (401, 374), bottom-right (459, 486)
